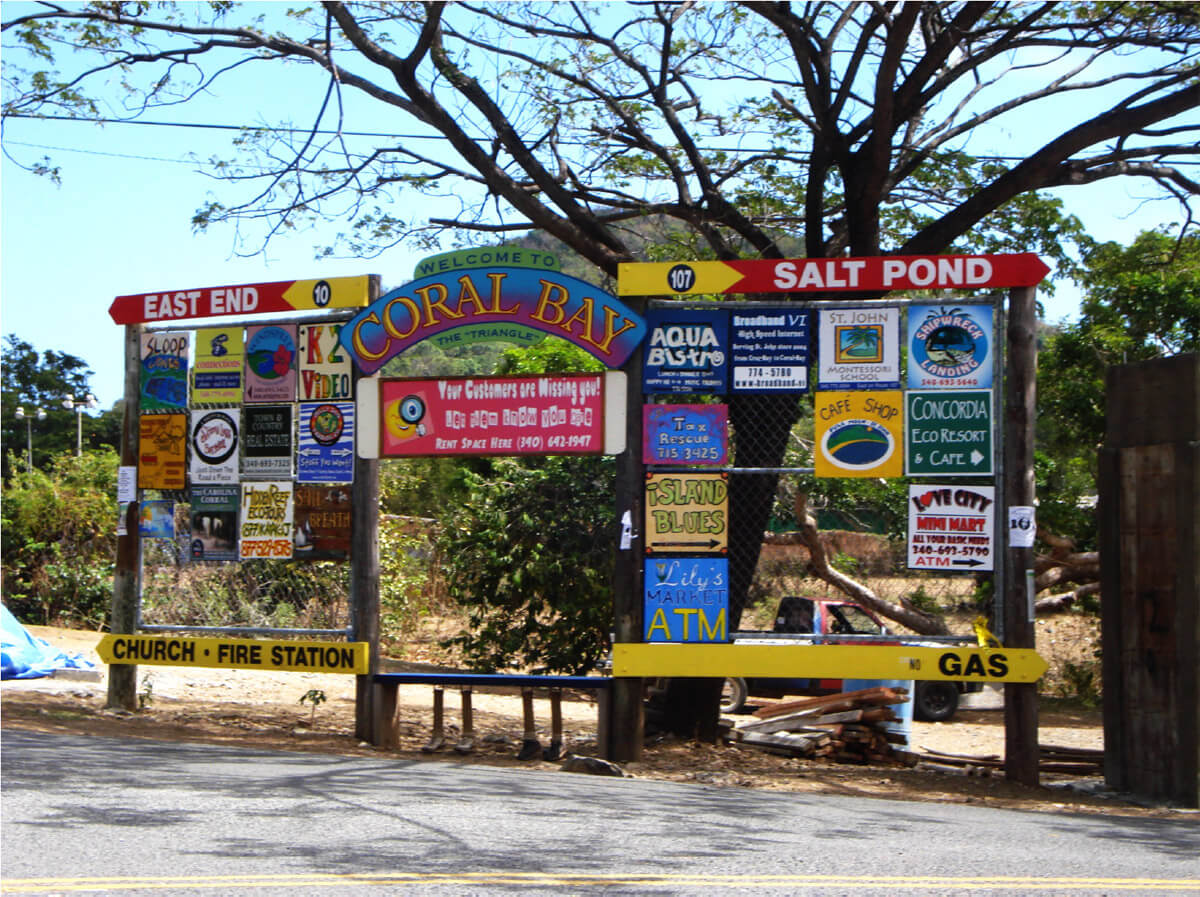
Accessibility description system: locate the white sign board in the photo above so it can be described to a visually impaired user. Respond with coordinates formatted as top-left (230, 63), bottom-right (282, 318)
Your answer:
top-left (818, 307), bottom-right (900, 389)
top-left (1008, 505), bottom-right (1037, 548)
top-left (907, 484), bottom-right (995, 571)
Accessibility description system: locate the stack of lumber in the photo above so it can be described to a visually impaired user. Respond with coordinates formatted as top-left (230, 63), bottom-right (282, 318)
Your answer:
top-left (917, 744), bottom-right (1105, 776)
top-left (733, 686), bottom-right (915, 766)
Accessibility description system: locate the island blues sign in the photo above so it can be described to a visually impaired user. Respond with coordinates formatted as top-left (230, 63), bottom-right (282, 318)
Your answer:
top-left (340, 266), bottom-right (646, 374)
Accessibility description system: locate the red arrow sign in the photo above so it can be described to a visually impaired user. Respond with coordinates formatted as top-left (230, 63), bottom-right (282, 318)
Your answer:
top-left (618, 253), bottom-right (1051, 296)
top-left (730, 253), bottom-right (1051, 293)
top-left (109, 275), bottom-right (371, 325)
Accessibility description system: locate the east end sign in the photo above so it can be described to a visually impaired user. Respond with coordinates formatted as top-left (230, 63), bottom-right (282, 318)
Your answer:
top-left (340, 267), bottom-right (646, 373)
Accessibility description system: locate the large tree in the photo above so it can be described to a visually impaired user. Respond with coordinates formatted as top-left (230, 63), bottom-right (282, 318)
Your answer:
top-left (5, 1), bottom-right (1197, 726)
top-left (1, 335), bottom-right (118, 476)
top-left (1033, 228), bottom-right (1199, 607)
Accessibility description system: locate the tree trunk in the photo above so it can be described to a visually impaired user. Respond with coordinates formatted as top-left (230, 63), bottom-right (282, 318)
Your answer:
top-left (788, 493), bottom-right (950, 635)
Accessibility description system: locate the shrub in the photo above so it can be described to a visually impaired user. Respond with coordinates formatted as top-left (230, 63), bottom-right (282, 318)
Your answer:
top-left (1, 449), bottom-right (119, 627)
top-left (438, 455), bottom-right (614, 674)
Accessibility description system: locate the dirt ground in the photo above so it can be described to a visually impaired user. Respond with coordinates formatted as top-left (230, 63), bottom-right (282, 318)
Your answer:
top-left (2, 623), bottom-right (1187, 819)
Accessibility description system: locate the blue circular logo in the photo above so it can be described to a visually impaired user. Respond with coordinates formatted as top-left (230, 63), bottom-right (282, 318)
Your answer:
top-left (821, 419), bottom-right (895, 470)
top-left (910, 308), bottom-right (989, 382)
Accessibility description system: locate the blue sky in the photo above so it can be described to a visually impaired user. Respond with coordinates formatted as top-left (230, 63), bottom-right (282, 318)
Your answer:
top-left (1, 9), bottom-right (1190, 411)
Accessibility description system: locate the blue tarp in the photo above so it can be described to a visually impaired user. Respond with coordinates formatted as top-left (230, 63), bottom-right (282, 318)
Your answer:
top-left (1, 604), bottom-right (97, 680)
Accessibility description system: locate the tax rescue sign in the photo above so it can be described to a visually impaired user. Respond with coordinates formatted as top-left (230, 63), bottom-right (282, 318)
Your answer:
top-left (98, 635), bottom-right (368, 674)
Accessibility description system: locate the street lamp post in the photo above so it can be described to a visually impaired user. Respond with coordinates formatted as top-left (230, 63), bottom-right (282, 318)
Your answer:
top-left (62, 394), bottom-right (99, 456)
top-left (14, 406), bottom-right (46, 471)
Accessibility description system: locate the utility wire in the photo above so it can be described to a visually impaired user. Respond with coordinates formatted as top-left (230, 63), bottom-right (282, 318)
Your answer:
top-left (4, 113), bottom-right (1198, 166)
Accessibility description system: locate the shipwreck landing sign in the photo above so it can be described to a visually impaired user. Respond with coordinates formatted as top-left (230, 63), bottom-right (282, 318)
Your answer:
top-left (340, 267), bottom-right (646, 374)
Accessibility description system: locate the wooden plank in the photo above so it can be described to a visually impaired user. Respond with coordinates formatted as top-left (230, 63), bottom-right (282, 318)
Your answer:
top-left (752, 686), bottom-right (907, 719)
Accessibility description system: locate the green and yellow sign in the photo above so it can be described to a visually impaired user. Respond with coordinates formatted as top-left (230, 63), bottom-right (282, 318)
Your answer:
top-left (644, 472), bottom-right (728, 554)
top-left (813, 390), bottom-right (903, 478)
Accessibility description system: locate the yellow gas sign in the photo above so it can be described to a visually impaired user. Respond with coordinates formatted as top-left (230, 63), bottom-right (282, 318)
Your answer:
top-left (612, 642), bottom-right (1047, 683)
top-left (98, 635), bottom-right (368, 674)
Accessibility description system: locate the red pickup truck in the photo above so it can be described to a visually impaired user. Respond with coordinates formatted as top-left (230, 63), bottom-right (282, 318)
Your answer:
top-left (721, 595), bottom-right (976, 721)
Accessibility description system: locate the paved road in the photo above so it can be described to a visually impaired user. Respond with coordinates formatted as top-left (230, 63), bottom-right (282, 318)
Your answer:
top-left (2, 731), bottom-right (1198, 895)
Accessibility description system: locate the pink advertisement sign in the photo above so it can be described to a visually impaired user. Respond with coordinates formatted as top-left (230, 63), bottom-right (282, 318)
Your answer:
top-left (380, 375), bottom-right (604, 456)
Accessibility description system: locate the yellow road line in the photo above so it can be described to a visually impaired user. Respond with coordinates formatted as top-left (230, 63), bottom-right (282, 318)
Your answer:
top-left (5, 873), bottom-right (1199, 892)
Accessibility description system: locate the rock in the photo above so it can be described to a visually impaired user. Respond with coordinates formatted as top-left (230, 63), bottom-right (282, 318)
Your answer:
top-left (560, 754), bottom-right (626, 777)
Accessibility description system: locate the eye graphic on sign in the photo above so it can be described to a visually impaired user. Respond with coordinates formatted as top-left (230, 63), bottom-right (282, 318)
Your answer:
top-left (385, 394), bottom-right (427, 442)
top-left (821, 419), bottom-right (895, 470)
top-left (399, 395), bottom-right (425, 423)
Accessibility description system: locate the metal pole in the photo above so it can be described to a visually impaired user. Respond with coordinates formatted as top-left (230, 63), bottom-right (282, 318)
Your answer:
top-left (76, 408), bottom-right (82, 456)
top-left (25, 416), bottom-right (32, 471)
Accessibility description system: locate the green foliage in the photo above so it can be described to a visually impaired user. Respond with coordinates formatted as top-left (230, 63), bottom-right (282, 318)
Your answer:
top-left (829, 552), bottom-right (861, 577)
top-left (139, 556), bottom-right (347, 632)
top-left (379, 458), bottom-right (471, 518)
top-left (438, 455), bottom-right (615, 674)
top-left (905, 585), bottom-right (941, 615)
top-left (494, 337), bottom-right (605, 375)
top-left (430, 336), bottom-right (615, 672)
top-left (1057, 659), bottom-right (1101, 707)
top-left (378, 518), bottom-right (436, 645)
top-left (1037, 228), bottom-right (1199, 547)
top-left (1, 449), bottom-right (119, 627)
top-left (2, 335), bottom-right (118, 477)
top-left (299, 688), bottom-right (327, 724)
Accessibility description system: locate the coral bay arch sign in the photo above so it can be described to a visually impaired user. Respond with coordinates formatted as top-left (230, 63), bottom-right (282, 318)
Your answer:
top-left (340, 267), bottom-right (647, 374)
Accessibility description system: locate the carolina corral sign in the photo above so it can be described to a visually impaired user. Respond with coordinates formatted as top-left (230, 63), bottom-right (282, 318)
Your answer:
top-left (98, 635), bottom-right (368, 674)
top-left (340, 267), bottom-right (646, 374)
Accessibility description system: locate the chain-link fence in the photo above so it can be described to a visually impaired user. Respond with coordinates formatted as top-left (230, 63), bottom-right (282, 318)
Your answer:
top-left (137, 494), bottom-right (351, 636)
top-left (647, 296), bottom-right (1004, 636)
